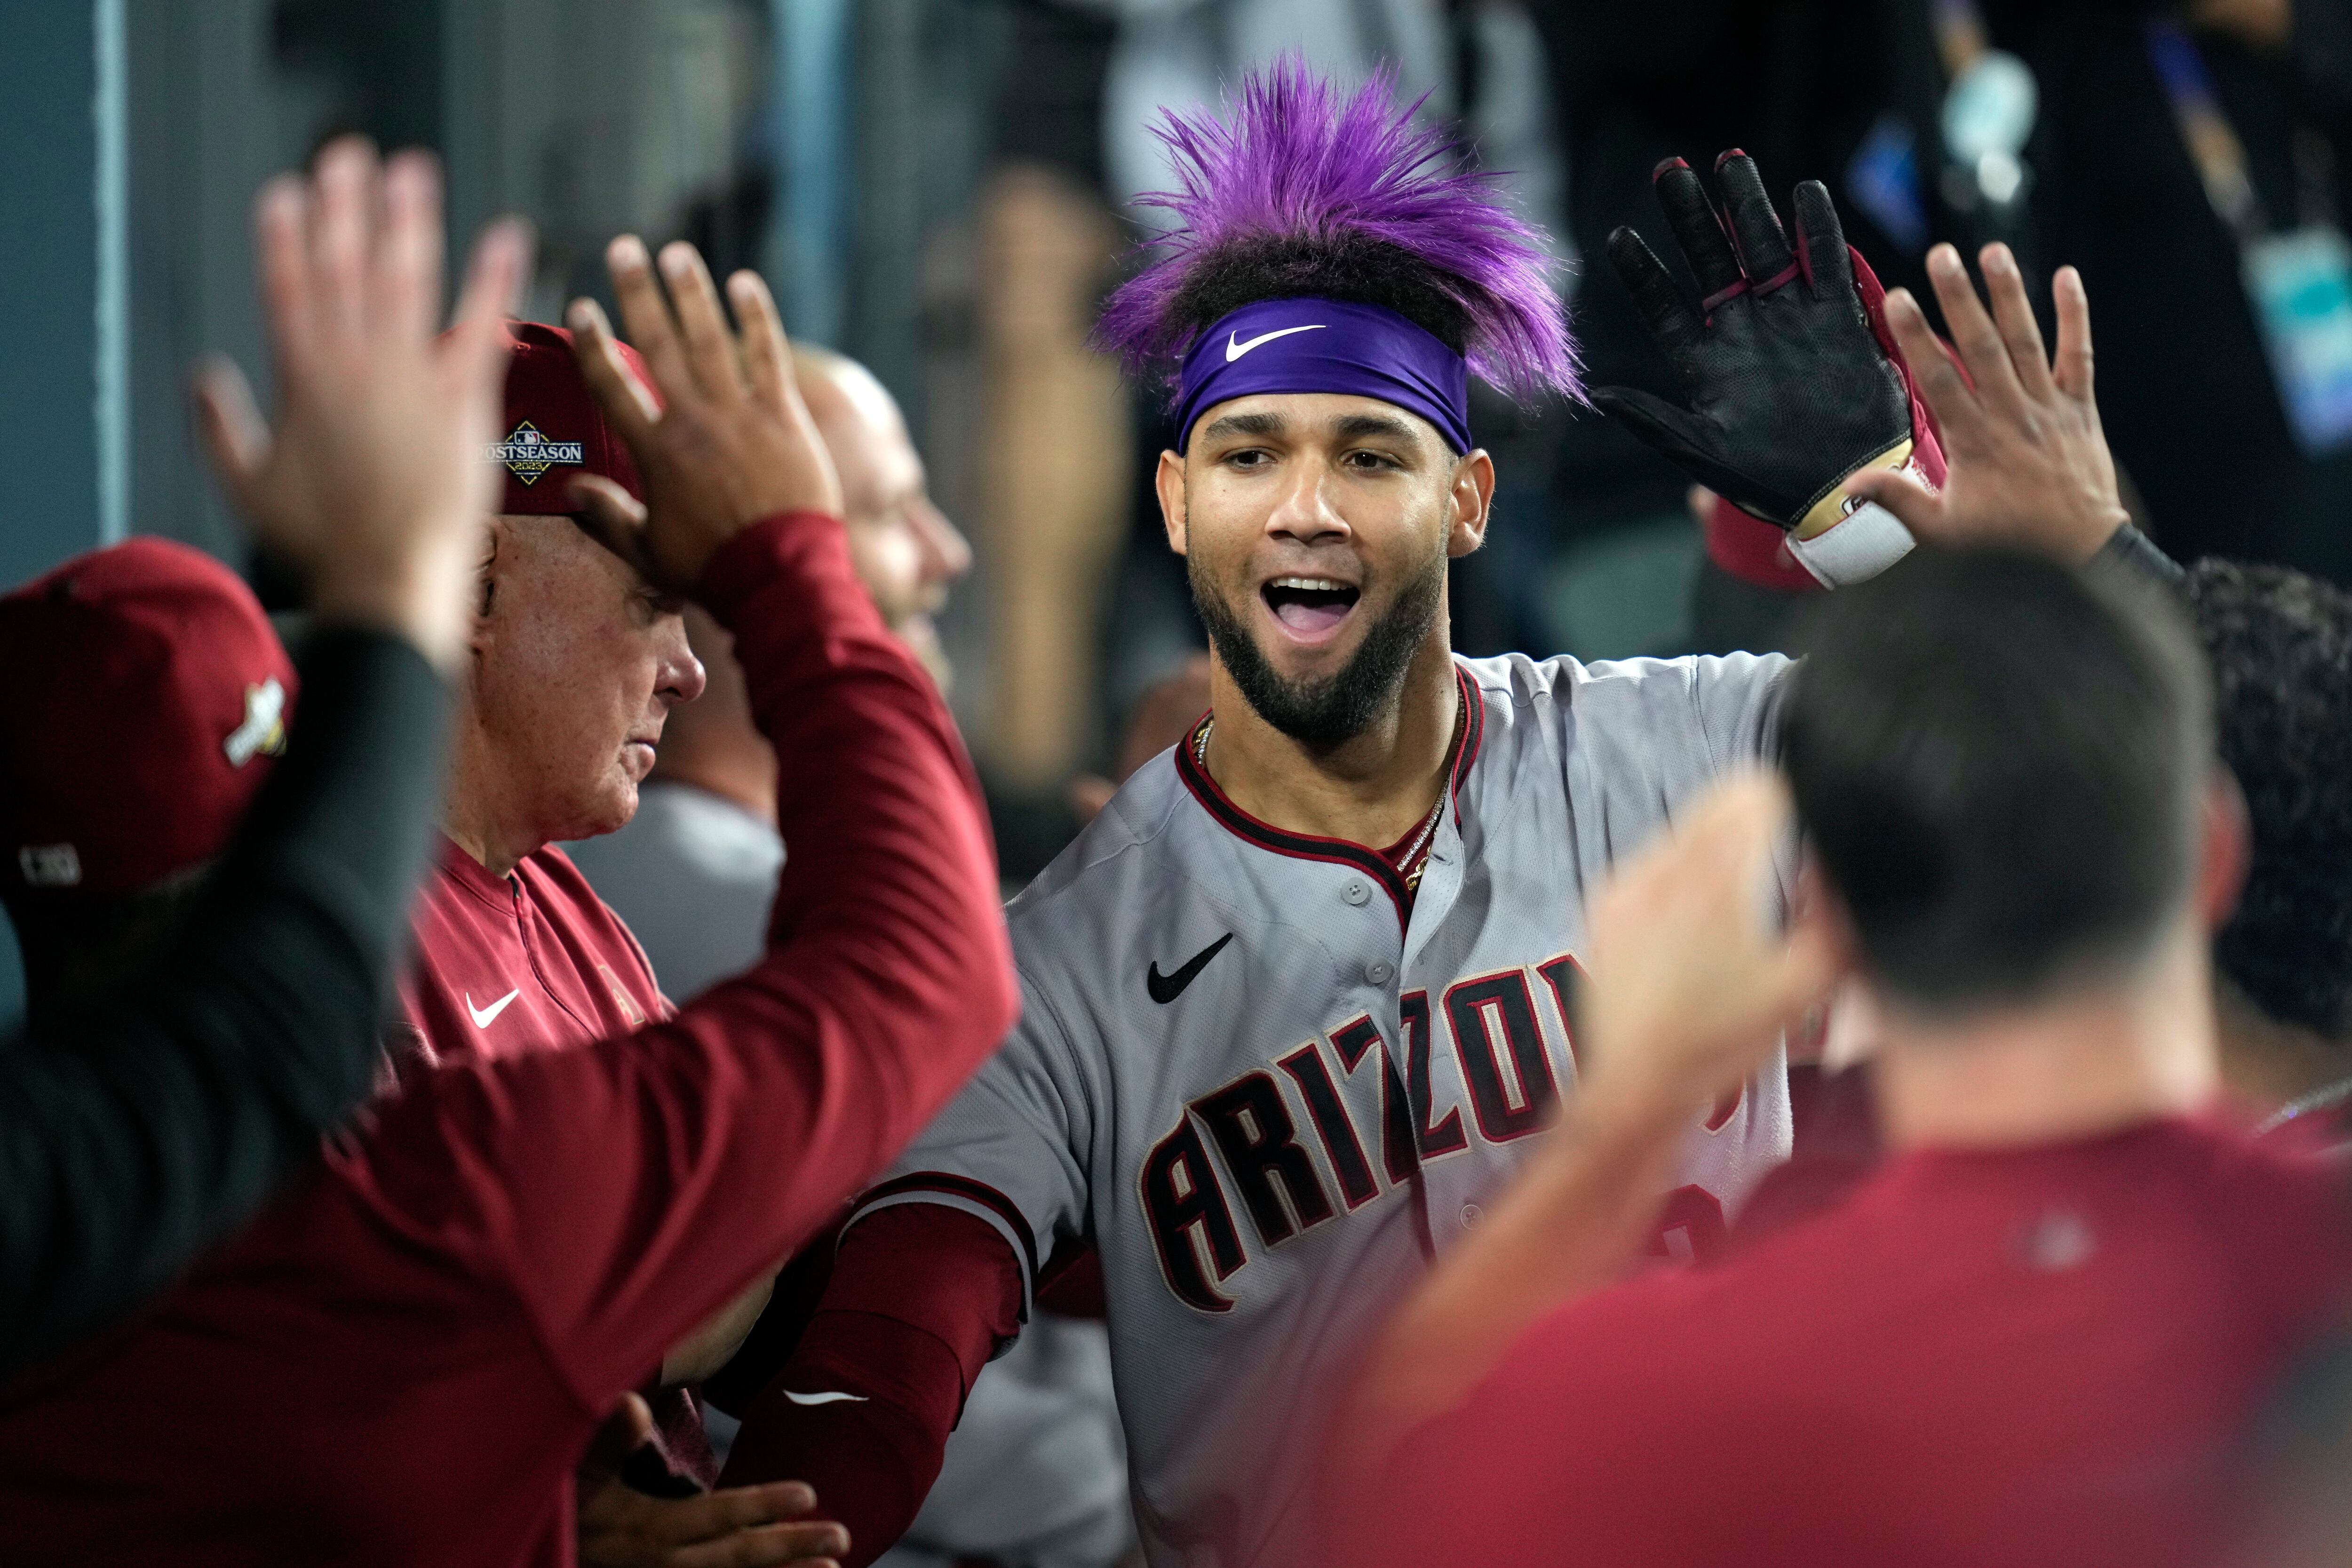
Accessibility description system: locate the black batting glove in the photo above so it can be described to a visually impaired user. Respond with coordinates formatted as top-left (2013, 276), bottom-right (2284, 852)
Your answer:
top-left (1593, 151), bottom-right (1914, 534)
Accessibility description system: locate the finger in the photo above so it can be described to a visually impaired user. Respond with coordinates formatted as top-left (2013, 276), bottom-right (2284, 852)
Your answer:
top-left (634, 1481), bottom-right (823, 1544)
top-left (606, 234), bottom-right (698, 405)
top-left (191, 358), bottom-right (271, 510)
top-left (2051, 264), bottom-right (2097, 403)
top-left (253, 175), bottom-right (313, 387)
top-left (1977, 243), bottom-right (2056, 401)
top-left (375, 149), bottom-right (444, 344)
top-left (1878, 286), bottom-right (1979, 440)
top-left (570, 474), bottom-right (659, 581)
top-left (669, 1521), bottom-right (850, 1568)
top-left (568, 297), bottom-right (662, 449)
top-left (450, 215), bottom-right (532, 334)
top-left (1842, 465), bottom-right (1945, 539)
top-left (1650, 158), bottom-right (1744, 303)
top-left (1789, 181), bottom-right (1854, 300)
top-left (1711, 151), bottom-right (1797, 288)
top-left (1605, 226), bottom-right (1702, 358)
top-left (442, 217), bottom-right (533, 425)
top-left (728, 270), bottom-right (791, 410)
top-left (309, 135), bottom-right (380, 346)
top-left (659, 241), bottom-right (745, 402)
top-left (1923, 243), bottom-right (2025, 410)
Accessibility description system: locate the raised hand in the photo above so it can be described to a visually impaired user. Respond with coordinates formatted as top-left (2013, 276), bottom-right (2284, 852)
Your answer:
top-left (194, 136), bottom-right (530, 669)
top-left (1594, 151), bottom-right (1914, 537)
top-left (1844, 244), bottom-right (2128, 564)
top-left (576, 1395), bottom-right (849, 1568)
top-left (566, 239), bottom-right (843, 595)
top-left (1577, 773), bottom-right (1842, 1119)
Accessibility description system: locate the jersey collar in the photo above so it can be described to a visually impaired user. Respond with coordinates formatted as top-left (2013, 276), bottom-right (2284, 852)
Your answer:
top-left (1174, 663), bottom-right (1484, 931)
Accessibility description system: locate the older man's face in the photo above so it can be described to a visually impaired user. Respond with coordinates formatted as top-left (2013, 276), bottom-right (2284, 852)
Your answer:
top-left (469, 516), bottom-right (707, 844)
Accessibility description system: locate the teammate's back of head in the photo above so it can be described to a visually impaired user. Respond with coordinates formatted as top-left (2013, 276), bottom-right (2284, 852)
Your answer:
top-left (2186, 559), bottom-right (2352, 1047)
top-left (1781, 548), bottom-right (2211, 1015)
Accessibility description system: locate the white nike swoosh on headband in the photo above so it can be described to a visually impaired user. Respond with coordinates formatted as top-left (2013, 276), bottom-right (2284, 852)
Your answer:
top-left (1225, 323), bottom-right (1327, 361)
top-left (781, 1389), bottom-right (871, 1407)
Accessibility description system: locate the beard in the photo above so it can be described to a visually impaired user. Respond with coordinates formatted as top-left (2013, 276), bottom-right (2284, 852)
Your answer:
top-left (1191, 547), bottom-right (1446, 748)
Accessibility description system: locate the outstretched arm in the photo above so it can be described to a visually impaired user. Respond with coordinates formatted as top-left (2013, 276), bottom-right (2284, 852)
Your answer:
top-left (0, 140), bottom-right (525, 1373)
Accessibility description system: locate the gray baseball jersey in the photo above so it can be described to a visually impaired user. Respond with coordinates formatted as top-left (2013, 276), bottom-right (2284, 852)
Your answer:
top-left (853, 650), bottom-right (1794, 1568)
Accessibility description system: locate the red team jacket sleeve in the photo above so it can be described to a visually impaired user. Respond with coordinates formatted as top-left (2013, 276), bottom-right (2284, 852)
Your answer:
top-left (346, 509), bottom-right (1018, 1419)
top-left (716, 1203), bottom-right (1025, 1561)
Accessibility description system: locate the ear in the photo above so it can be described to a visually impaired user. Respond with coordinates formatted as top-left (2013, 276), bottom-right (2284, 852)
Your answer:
top-left (1447, 449), bottom-right (1497, 558)
top-left (2196, 767), bottom-right (2251, 932)
top-left (471, 520), bottom-right (507, 653)
top-left (1156, 448), bottom-right (1189, 556)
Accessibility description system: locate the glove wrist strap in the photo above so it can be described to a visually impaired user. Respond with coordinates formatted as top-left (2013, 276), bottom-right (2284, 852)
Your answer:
top-left (1793, 438), bottom-right (1915, 540)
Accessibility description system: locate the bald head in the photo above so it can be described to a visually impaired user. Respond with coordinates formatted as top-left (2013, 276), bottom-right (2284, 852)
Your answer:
top-left (790, 344), bottom-right (970, 684)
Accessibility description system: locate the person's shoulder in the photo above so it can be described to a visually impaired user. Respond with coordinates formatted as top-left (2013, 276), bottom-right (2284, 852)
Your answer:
top-left (1006, 750), bottom-right (1192, 929)
top-left (2167, 1116), bottom-right (2352, 1235)
top-left (1454, 648), bottom-right (1790, 713)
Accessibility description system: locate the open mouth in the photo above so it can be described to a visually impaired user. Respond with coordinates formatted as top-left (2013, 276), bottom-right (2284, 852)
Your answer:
top-left (1261, 576), bottom-right (1361, 638)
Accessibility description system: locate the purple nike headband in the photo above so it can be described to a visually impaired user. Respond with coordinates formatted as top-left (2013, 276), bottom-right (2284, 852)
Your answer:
top-left (1171, 296), bottom-right (1472, 455)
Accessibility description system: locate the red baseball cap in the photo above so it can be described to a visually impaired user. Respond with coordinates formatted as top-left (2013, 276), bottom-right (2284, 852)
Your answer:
top-left (488, 320), bottom-right (652, 516)
top-left (0, 538), bottom-right (298, 898)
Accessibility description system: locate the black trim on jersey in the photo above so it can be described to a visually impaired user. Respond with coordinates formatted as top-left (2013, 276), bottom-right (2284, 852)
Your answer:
top-left (858, 1173), bottom-right (1041, 1283)
top-left (1174, 666), bottom-right (1486, 934)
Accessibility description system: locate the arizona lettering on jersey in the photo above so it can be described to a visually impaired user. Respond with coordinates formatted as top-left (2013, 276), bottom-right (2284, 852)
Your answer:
top-left (856, 652), bottom-right (1793, 1568)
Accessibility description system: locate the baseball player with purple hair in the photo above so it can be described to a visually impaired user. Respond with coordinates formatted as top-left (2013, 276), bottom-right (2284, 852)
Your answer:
top-left (717, 60), bottom-right (1949, 1568)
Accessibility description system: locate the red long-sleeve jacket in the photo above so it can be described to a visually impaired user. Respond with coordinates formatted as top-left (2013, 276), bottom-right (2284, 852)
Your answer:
top-left (0, 510), bottom-right (1018, 1567)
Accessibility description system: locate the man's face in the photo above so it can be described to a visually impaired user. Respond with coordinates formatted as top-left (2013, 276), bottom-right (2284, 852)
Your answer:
top-left (1158, 393), bottom-right (1492, 745)
top-left (470, 516), bottom-right (707, 843)
top-left (808, 366), bottom-right (972, 682)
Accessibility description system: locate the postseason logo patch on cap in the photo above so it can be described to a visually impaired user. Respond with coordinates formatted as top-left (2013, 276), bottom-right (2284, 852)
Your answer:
top-left (223, 677), bottom-right (288, 767)
top-left (487, 421), bottom-right (586, 487)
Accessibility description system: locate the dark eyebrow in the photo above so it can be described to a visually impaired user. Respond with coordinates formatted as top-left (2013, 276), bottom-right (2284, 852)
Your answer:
top-left (1331, 411), bottom-right (1422, 446)
top-left (1200, 410), bottom-right (1287, 441)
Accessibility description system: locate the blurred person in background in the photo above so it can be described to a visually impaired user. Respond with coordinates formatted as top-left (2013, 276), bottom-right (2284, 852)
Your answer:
top-left (1977, 0), bottom-right (2352, 583)
top-left (0, 139), bottom-right (524, 1377)
top-left (2189, 558), bottom-right (2352, 1146)
top-left (1332, 548), bottom-right (2352, 1568)
top-left (0, 162), bottom-right (1018, 1565)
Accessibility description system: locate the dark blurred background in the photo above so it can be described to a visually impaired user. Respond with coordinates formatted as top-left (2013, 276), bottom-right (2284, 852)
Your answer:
top-left (7, 0), bottom-right (2352, 1002)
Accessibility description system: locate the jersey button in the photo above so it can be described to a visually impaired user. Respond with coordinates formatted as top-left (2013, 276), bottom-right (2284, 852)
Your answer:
top-left (1342, 878), bottom-right (1371, 906)
top-left (1365, 960), bottom-right (1395, 986)
top-left (1460, 1203), bottom-right (1485, 1230)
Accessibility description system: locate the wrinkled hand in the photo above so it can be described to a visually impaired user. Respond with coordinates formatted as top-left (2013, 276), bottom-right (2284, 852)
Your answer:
top-left (566, 239), bottom-right (842, 595)
top-left (1578, 773), bottom-right (1841, 1119)
top-left (1594, 151), bottom-right (1912, 533)
top-left (577, 1395), bottom-right (848, 1568)
top-left (1845, 244), bottom-right (2127, 564)
top-left (194, 137), bottom-right (528, 668)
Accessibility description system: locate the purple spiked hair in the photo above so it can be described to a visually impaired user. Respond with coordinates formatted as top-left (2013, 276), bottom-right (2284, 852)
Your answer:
top-left (1095, 58), bottom-right (1581, 405)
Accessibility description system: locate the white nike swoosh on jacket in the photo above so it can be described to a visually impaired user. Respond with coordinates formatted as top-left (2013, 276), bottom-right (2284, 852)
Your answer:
top-left (466, 988), bottom-right (521, 1028)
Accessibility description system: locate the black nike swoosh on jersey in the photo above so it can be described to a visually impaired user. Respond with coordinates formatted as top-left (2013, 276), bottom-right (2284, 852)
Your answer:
top-left (1147, 932), bottom-right (1235, 1004)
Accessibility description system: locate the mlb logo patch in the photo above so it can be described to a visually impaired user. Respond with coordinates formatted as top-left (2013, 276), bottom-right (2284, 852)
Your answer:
top-left (487, 422), bottom-right (587, 486)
